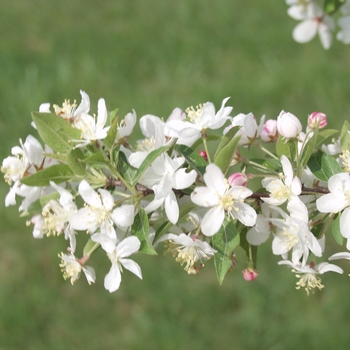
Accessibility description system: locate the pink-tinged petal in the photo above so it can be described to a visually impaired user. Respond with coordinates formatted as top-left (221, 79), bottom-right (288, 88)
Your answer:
top-left (201, 206), bottom-right (225, 236)
top-left (340, 207), bottom-right (350, 238)
top-left (191, 186), bottom-right (218, 207)
top-left (172, 168), bottom-right (197, 190)
top-left (203, 163), bottom-right (226, 193)
top-left (116, 236), bottom-right (141, 258)
top-left (316, 192), bottom-right (346, 213)
top-left (79, 180), bottom-right (101, 207)
top-left (104, 263), bottom-right (121, 292)
top-left (165, 191), bottom-right (179, 224)
top-left (98, 188), bottom-right (115, 211)
top-left (120, 258), bottom-right (142, 279)
top-left (233, 202), bottom-right (257, 226)
top-left (111, 204), bottom-right (135, 228)
top-left (91, 233), bottom-right (116, 253)
top-left (293, 20), bottom-right (318, 43)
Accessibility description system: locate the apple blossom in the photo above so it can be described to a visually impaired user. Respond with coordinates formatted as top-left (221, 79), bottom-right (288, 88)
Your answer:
top-left (260, 119), bottom-right (278, 143)
top-left (191, 163), bottom-right (257, 236)
top-left (307, 112), bottom-right (327, 129)
top-left (91, 234), bottom-right (142, 292)
top-left (278, 260), bottom-right (343, 295)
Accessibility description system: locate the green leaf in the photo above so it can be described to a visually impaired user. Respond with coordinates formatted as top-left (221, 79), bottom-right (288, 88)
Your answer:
top-left (118, 151), bottom-right (137, 184)
top-left (131, 145), bottom-right (169, 186)
top-left (276, 136), bottom-right (297, 161)
top-left (213, 135), bottom-right (240, 175)
top-left (213, 126), bottom-right (239, 160)
top-left (340, 120), bottom-right (350, 152)
top-left (66, 148), bottom-right (87, 176)
top-left (262, 157), bottom-right (282, 171)
top-left (300, 128), bottom-right (338, 171)
top-left (210, 219), bottom-right (240, 285)
top-left (308, 152), bottom-right (342, 181)
top-left (324, 0), bottom-right (346, 14)
top-left (175, 144), bottom-right (207, 176)
top-left (32, 112), bottom-right (81, 153)
top-left (20, 164), bottom-right (74, 186)
top-left (104, 110), bottom-right (119, 149)
top-left (132, 209), bottom-right (157, 255)
top-left (332, 214), bottom-right (344, 245)
top-left (82, 151), bottom-right (109, 165)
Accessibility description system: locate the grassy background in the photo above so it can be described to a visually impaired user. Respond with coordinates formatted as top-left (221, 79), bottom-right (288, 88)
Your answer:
top-left (1, 1), bottom-right (350, 349)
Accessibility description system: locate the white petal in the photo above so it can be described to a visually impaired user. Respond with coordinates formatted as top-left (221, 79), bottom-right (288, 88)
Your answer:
top-left (316, 193), bottom-right (346, 213)
top-left (91, 233), bottom-right (116, 253)
top-left (340, 207), bottom-right (350, 238)
top-left (191, 186), bottom-right (218, 207)
top-left (232, 202), bottom-right (257, 226)
top-left (246, 227), bottom-right (270, 245)
top-left (98, 189), bottom-right (115, 211)
top-left (329, 252), bottom-right (350, 261)
top-left (104, 263), bottom-right (121, 292)
top-left (111, 204), bottom-right (135, 228)
top-left (74, 90), bottom-right (90, 117)
top-left (116, 236), bottom-right (141, 258)
top-left (120, 258), bottom-right (143, 279)
top-left (172, 168), bottom-right (197, 190)
top-left (96, 98), bottom-right (107, 129)
top-left (201, 206), bottom-right (225, 236)
top-left (316, 262), bottom-right (343, 274)
top-left (293, 20), bottom-right (318, 43)
top-left (165, 191), bottom-right (179, 224)
top-left (79, 180), bottom-right (101, 207)
top-left (203, 163), bottom-right (226, 194)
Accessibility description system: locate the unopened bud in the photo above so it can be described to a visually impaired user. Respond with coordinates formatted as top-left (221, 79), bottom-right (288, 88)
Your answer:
top-left (198, 150), bottom-right (208, 162)
top-left (228, 172), bottom-right (248, 187)
top-left (308, 112), bottom-right (327, 129)
top-left (277, 111), bottom-right (302, 139)
top-left (260, 119), bottom-right (278, 142)
top-left (242, 268), bottom-right (259, 281)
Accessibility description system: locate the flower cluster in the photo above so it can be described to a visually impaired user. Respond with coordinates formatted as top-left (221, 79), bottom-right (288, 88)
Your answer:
top-left (286, 0), bottom-right (350, 49)
top-left (2, 90), bottom-right (350, 295)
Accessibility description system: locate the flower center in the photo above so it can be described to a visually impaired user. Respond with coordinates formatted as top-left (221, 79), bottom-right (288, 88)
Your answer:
top-left (278, 226), bottom-right (299, 251)
top-left (269, 180), bottom-right (292, 201)
top-left (138, 136), bottom-right (156, 152)
top-left (293, 270), bottom-right (324, 295)
top-left (59, 253), bottom-right (82, 285)
top-left (54, 99), bottom-right (77, 120)
top-left (340, 151), bottom-right (350, 172)
top-left (186, 104), bottom-right (203, 125)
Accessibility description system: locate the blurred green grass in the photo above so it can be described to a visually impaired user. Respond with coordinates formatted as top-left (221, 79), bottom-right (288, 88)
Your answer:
top-left (1, 1), bottom-right (350, 349)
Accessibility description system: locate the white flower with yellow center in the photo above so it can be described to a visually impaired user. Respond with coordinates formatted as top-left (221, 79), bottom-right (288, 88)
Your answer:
top-left (316, 172), bottom-right (350, 249)
top-left (262, 155), bottom-right (301, 206)
top-left (59, 251), bottom-right (96, 285)
top-left (70, 180), bottom-right (135, 239)
top-left (270, 197), bottom-right (322, 266)
top-left (158, 233), bottom-right (217, 274)
top-left (191, 163), bottom-right (257, 236)
top-left (278, 260), bottom-right (343, 295)
top-left (73, 97), bottom-right (110, 148)
top-left (164, 98), bottom-right (233, 146)
top-left (91, 234), bottom-right (142, 292)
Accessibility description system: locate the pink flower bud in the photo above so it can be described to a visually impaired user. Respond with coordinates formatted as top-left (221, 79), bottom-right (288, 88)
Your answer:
top-left (260, 119), bottom-right (278, 143)
top-left (308, 112), bottom-right (327, 129)
top-left (198, 150), bottom-right (208, 162)
top-left (277, 111), bottom-right (302, 139)
top-left (242, 268), bottom-right (259, 281)
top-left (228, 172), bottom-right (248, 187)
